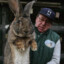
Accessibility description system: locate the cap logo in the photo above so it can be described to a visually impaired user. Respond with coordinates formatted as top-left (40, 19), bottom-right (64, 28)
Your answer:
top-left (47, 10), bottom-right (52, 16)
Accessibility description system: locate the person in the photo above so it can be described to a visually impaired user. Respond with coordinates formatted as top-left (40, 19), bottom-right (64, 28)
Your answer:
top-left (30, 8), bottom-right (61, 64)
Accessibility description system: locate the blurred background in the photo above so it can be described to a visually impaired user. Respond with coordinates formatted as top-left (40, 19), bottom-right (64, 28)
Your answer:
top-left (0, 0), bottom-right (64, 64)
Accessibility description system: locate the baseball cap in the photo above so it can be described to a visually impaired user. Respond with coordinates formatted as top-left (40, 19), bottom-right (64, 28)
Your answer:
top-left (39, 8), bottom-right (55, 20)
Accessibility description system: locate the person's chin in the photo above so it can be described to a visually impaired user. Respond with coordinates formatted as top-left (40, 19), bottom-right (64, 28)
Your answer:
top-left (38, 28), bottom-right (43, 32)
top-left (38, 27), bottom-right (47, 33)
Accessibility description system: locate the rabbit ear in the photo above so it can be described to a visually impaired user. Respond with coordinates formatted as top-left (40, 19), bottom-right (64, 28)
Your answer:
top-left (23, 0), bottom-right (37, 17)
top-left (8, 0), bottom-right (23, 18)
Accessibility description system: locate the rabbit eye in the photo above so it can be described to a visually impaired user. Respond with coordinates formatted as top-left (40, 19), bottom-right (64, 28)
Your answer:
top-left (17, 20), bottom-right (21, 23)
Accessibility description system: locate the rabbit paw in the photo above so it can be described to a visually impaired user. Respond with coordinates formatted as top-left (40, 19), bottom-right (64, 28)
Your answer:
top-left (31, 40), bottom-right (37, 51)
top-left (21, 48), bottom-right (25, 51)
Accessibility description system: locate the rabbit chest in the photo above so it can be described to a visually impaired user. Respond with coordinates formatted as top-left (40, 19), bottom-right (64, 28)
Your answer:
top-left (13, 46), bottom-right (30, 64)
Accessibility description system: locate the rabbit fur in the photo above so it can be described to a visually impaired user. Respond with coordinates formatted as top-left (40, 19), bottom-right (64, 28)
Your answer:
top-left (4, 0), bottom-right (37, 64)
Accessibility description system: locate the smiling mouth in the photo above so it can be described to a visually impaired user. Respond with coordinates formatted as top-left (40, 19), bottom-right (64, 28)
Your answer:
top-left (38, 26), bottom-right (45, 30)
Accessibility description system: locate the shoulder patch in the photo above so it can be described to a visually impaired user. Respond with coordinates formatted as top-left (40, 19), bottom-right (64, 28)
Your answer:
top-left (45, 40), bottom-right (55, 48)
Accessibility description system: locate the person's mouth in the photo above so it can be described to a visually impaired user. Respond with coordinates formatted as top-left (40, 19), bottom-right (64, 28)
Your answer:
top-left (38, 26), bottom-right (44, 30)
top-left (37, 27), bottom-right (44, 32)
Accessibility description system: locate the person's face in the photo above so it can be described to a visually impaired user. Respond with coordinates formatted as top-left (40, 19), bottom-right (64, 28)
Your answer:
top-left (35, 14), bottom-right (52, 32)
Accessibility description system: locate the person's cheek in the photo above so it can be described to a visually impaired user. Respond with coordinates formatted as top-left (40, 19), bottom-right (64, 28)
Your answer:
top-left (35, 22), bottom-right (39, 27)
top-left (35, 19), bottom-right (40, 27)
top-left (45, 23), bottom-right (51, 30)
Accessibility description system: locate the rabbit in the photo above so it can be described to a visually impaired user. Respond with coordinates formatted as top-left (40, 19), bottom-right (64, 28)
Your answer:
top-left (4, 0), bottom-right (37, 64)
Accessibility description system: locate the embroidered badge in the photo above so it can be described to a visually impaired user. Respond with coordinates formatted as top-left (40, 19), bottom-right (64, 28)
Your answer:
top-left (45, 40), bottom-right (55, 48)
top-left (47, 10), bottom-right (52, 16)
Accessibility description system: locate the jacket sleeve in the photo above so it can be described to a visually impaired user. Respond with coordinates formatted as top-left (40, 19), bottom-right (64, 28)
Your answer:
top-left (47, 39), bottom-right (61, 64)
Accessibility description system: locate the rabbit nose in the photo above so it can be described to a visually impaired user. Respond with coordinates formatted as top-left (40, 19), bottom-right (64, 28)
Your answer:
top-left (25, 31), bottom-right (28, 33)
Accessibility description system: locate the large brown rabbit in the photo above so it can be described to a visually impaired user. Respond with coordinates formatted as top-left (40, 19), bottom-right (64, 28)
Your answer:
top-left (4, 0), bottom-right (37, 64)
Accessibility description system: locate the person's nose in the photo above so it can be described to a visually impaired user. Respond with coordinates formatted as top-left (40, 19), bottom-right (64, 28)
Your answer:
top-left (41, 21), bottom-right (46, 26)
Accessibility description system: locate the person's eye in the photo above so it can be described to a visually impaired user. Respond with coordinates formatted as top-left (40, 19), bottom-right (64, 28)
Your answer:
top-left (39, 17), bottom-right (43, 21)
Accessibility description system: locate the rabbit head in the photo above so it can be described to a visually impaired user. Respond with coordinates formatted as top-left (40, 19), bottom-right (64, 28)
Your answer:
top-left (8, 0), bottom-right (36, 37)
